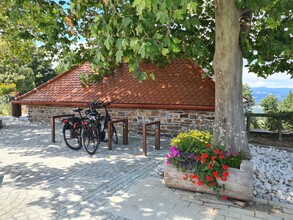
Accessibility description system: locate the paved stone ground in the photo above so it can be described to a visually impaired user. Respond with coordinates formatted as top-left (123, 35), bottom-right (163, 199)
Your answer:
top-left (0, 119), bottom-right (292, 220)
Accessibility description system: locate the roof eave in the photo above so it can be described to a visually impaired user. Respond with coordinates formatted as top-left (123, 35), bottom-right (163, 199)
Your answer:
top-left (11, 101), bottom-right (215, 111)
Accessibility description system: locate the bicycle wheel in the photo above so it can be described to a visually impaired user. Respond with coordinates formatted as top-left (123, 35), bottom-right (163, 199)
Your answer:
top-left (111, 124), bottom-right (118, 144)
top-left (82, 122), bottom-right (100, 155)
top-left (63, 125), bottom-right (82, 150)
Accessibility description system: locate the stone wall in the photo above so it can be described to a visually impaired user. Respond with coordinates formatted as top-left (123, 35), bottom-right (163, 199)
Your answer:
top-left (27, 105), bottom-right (215, 137)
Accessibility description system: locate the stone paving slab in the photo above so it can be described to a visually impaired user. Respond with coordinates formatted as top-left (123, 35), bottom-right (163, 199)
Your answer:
top-left (0, 120), bottom-right (292, 220)
top-left (103, 177), bottom-right (293, 220)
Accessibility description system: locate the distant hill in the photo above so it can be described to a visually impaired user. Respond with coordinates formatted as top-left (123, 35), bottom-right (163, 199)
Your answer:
top-left (250, 87), bottom-right (292, 113)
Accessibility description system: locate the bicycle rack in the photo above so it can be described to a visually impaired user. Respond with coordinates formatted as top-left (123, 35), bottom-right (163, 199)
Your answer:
top-left (51, 114), bottom-right (74, 143)
top-left (142, 121), bottom-right (160, 156)
top-left (108, 118), bottom-right (128, 150)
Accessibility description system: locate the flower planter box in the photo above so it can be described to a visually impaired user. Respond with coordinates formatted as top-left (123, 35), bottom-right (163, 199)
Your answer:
top-left (164, 160), bottom-right (254, 201)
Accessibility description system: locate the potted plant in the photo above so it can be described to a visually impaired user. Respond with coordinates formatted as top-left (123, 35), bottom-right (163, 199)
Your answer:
top-left (164, 130), bottom-right (253, 201)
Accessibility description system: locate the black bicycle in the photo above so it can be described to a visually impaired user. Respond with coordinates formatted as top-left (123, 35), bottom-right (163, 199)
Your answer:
top-left (81, 107), bottom-right (100, 155)
top-left (62, 108), bottom-right (84, 150)
top-left (81, 101), bottom-right (118, 155)
top-left (96, 101), bottom-right (118, 144)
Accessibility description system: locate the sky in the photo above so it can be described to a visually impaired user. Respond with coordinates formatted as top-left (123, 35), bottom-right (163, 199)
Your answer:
top-left (242, 66), bottom-right (293, 89)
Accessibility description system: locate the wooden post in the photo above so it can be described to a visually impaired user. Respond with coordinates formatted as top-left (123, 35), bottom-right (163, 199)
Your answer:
top-left (107, 118), bottom-right (128, 150)
top-left (108, 121), bottom-right (112, 150)
top-left (51, 114), bottom-right (74, 143)
top-left (123, 120), bottom-right (128, 145)
top-left (142, 124), bottom-right (147, 156)
top-left (51, 117), bottom-right (55, 143)
top-left (155, 122), bottom-right (160, 150)
top-left (142, 121), bottom-right (161, 156)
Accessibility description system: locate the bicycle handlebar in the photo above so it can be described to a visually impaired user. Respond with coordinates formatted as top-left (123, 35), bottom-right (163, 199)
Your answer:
top-left (89, 100), bottom-right (115, 109)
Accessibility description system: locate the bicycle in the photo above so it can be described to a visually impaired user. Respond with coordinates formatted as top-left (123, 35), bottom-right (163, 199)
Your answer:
top-left (95, 101), bottom-right (118, 144)
top-left (81, 101), bottom-right (118, 155)
top-left (62, 108), bottom-right (85, 150)
top-left (81, 106), bottom-right (100, 155)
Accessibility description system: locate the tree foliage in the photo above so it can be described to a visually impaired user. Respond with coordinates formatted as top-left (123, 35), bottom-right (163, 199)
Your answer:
top-left (0, 39), bottom-right (57, 94)
top-left (279, 91), bottom-right (293, 112)
top-left (2, 0), bottom-right (292, 153)
top-left (260, 94), bottom-right (279, 131)
top-left (243, 84), bottom-right (255, 112)
top-left (2, 0), bottom-right (291, 80)
top-left (260, 92), bottom-right (293, 131)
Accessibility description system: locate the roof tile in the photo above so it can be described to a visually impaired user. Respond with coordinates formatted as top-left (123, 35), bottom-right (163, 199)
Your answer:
top-left (15, 59), bottom-right (215, 109)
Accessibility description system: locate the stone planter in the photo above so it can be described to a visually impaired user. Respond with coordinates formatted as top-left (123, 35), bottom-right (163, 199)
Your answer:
top-left (164, 160), bottom-right (253, 201)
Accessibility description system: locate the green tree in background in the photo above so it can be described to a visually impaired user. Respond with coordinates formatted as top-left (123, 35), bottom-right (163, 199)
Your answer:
top-left (260, 95), bottom-right (279, 131)
top-left (0, 40), bottom-right (57, 94)
top-left (278, 91), bottom-right (293, 130)
top-left (279, 91), bottom-right (293, 112)
top-left (243, 84), bottom-right (255, 113)
top-left (2, 0), bottom-right (292, 155)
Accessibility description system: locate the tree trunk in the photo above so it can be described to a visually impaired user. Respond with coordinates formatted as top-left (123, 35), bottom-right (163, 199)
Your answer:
top-left (213, 0), bottom-right (250, 156)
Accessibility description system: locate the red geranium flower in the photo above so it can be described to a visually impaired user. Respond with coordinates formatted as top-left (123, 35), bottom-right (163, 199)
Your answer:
top-left (191, 179), bottom-right (196, 184)
top-left (219, 154), bottom-right (225, 159)
top-left (206, 175), bottom-right (213, 181)
top-left (211, 155), bottom-right (216, 160)
top-left (213, 149), bottom-right (220, 154)
top-left (223, 172), bottom-right (229, 177)
top-left (206, 143), bottom-right (211, 148)
top-left (208, 164), bottom-right (213, 169)
top-left (201, 152), bottom-right (209, 159)
top-left (212, 160), bottom-right (216, 165)
top-left (221, 177), bottom-right (227, 181)
top-left (189, 174), bottom-right (198, 179)
top-left (198, 180), bottom-right (204, 187)
top-left (222, 196), bottom-right (228, 200)
top-left (222, 165), bottom-right (228, 170)
top-left (183, 173), bottom-right (188, 180)
top-left (194, 155), bottom-right (200, 161)
top-left (212, 171), bottom-right (219, 178)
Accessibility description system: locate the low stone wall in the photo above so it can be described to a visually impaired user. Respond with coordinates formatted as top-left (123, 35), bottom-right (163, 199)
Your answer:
top-left (27, 105), bottom-right (215, 137)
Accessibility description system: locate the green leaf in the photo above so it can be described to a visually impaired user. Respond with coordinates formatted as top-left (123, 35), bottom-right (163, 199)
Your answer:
top-left (130, 38), bottom-right (139, 47)
top-left (172, 46), bottom-right (181, 53)
top-left (155, 34), bottom-right (163, 40)
top-left (138, 71), bottom-right (147, 80)
top-left (149, 72), bottom-right (155, 80)
top-left (116, 38), bottom-right (123, 50)
top-left (173, 9), bottom-right (184, 20)
top-left (122, 39), bottom-right (129, 50)
top-left (162, 48), bottom-right (169, 56)
top-left (267, 17), bottom-right (279, 29)
top-left (115, 50), bottom-right (123, 63)
top-left (187, 2), bottom-right (198, 14)
top-left (122, 17), bottom-right (131, 27)
top-left (136, 24), bottom-right (143, 34)
top-left (201, 72), bottom-right (207, 79)
top-left (104, 37), bottom-right (113, 50)
top-left (132, 0), bottom-right (146, 15)
top-left (138, 43), bottom-right (146, 58)
top-left (156, 10), bottom-right (169, 23)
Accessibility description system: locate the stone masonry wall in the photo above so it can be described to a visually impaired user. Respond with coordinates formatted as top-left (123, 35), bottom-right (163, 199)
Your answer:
top-left (27, 105), bottom-right (215, 137)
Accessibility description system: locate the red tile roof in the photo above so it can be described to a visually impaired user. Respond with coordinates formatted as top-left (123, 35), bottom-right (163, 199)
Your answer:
top-left (14, 59), bottom-right (215, 110)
